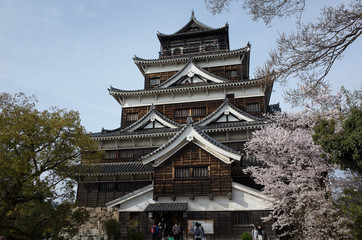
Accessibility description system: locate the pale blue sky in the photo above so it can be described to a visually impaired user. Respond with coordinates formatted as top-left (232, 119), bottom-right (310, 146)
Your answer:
top-left (1, 0), bottom-right (361, 132)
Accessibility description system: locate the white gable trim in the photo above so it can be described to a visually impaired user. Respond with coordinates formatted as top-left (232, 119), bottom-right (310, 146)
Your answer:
top-left (197, 102), bottom-right (259, 127)
top-left (142, 125), bottom-right (241, 167)
top-left (106, 182), bottom-right (271, 212)
top-left (124, 111), bottom-right (180, 132)
top-left (157, 61), bottom-right (227, 89)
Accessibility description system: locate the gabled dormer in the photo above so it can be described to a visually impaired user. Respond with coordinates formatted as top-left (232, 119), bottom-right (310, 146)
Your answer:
top-left (157, 11), bottom-right (229, 58)
top-left (141, 117), bottom-right (241, 199)
top-left (121, 105), bottom-right (181, 132)
top-left (141, 118), bottom-right (241, 167)
top-left (155, 59), bottom-right (229, 88)
top-left (197, 98), bottom-right (263, 126)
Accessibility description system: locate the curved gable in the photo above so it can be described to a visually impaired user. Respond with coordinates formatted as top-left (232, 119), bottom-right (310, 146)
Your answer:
top-left (122, 106), bottom-right (181, 132)
top-left (197, 99), bottom-right (262, 127)
top-left (140, 122), bottom-right (241, 167)
top-left (156, 59), bottom-right (229, 89)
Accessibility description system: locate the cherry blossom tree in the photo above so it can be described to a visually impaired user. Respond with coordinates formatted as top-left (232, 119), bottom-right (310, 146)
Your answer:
top-left (244, 87), bottom-right (354, 239)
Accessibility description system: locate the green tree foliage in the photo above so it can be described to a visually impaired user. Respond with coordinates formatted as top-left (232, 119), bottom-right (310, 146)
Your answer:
top-left (313, 107), bottom-right (362, 174)
top-left (0, 92), bottom-right (98, 239)
top-left (312, 90), bottom-right (362, 239)
top-left (335, 188), bottom-right (362, 239)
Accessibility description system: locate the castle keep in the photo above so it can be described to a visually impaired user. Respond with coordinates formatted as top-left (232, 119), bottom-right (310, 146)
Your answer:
top-left (76, 12), bottom-right (276, 239)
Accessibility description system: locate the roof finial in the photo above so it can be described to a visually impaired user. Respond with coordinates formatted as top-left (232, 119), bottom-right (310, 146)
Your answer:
top-left (186, 115), bottom-right (194, 125)
top-left (150, 103), bottom-right (155, 110)
top-left (187, 110), bottom-right (194, 125)
top-left (191, 10), bottom-right (195, 20)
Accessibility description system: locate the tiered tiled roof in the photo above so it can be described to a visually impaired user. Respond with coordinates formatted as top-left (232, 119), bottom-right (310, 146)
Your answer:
top-left (157, 11), bottom-right (228, 38)
top-left (75, 162), bottom-right (152, 177)
top-left (133, 46), bottom-right (249, 65)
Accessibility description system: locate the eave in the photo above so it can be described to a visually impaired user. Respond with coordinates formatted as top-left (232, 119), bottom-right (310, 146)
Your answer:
top-left (109, 78), bottom-right (268, 98)
top-left (133, 46), bottom-right (249, 65)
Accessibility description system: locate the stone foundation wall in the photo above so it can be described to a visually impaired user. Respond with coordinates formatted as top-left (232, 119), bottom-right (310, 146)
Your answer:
top-left (71, 207), bottom-right (119, 240)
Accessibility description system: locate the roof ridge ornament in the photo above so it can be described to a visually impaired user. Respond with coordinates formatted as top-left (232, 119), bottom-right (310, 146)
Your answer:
top-left (150, 103), bottom-right (155, 110)
top-left (186, 115), bottom-right (194, 125)
top-left (191, 10), bottom-right (195, 20)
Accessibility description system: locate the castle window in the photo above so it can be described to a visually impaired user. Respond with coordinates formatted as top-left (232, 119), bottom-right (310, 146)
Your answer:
top-left (150, 78), bottom-right (160, 86)
top-left (99, 183), bottom-right (114, 192)
top-left (175, 168), bottom-right (191, 178)
top-left (173, 48), bottom-right (181, 55)
top-left (174, 167), bottom-right (209, 179)
top-left (226, 70), bottom-right (238, 79)
top-left (234, 212), bottom-right (250, 225)
top-left (105, 150), bottom-right (117, 159)
top-left (174, 108), bottom-right (206, 118)
top-left (126, 112), bottom-right (138, 121)
top-left (119, 150), bottom-right (133, 159)
top-left (192, 167), bottom-right (209, 178)
top-left (245, 103), bottom-right (260, 113)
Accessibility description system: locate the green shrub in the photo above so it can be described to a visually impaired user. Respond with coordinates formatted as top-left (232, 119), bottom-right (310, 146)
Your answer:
top-left (102, 219), bottom-right (121, 240)
top-left (241, 232), bottom-right (252, 240)
top-left (127, 227), bottom-right (145, 240)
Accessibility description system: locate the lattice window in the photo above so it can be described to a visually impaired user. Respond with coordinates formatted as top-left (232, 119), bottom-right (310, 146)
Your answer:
top-left (174, 167), bottom-right (209, 179)
top-left (174, 108), bottom-right (206, 118)
top-left (150, 78), bottom-right (160, 86)
top-left (175, 168), bottom-right (191, 178)
top-left (234, 212), bottom-right (250, 225)
top-left (126, 112), bottom-right (138, 121)
top-left (105, 150), bottom-right (117, 159)
top-left (192, 167), bottom-right (209, 178)
top-left (116, 182), bottom-right (132, 191)
top-left (226, 69), bottom-right (238, 79)
top-left (245, 103), bottom-right (261, 112)
top-left (99, 183), bottom-right (114, 192)
top-left (119, 150), bottom-right (133, 159)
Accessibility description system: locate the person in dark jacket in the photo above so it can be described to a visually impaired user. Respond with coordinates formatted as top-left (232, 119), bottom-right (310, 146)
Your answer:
top-left (257, 225), bottom-right (267, 240)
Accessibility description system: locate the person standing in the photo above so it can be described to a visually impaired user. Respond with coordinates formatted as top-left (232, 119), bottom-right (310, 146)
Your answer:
top-left (172, 223), bottom-right (181, 240)
top-left (178, 223), bottom-right (183, 240)
top-left (257, 225), bottom-right (266, 240)
top-left (151, 224), bottom-right (159, 240)
top-left (251, 224), bottom-right (258, 240)
top-left (194, 222), bottom-right (205, 240)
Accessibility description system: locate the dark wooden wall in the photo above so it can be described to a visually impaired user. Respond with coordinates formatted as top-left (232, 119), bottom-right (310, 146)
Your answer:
top-left (102, 147), bottom-right (157, 163)
top-left (153, 142), bottom-right (232, 198)
top-left (76, 181), bottom-right (151, 207)
top-left (121, 97), bottom-right (265, 128)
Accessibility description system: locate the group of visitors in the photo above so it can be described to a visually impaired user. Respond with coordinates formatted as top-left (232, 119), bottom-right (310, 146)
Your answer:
top-left (251, 224), bottom-right (267, 240)
top-left (151, 219), bottom-right (207, 240)
top-left (151, 218), bottom-right (183, 240)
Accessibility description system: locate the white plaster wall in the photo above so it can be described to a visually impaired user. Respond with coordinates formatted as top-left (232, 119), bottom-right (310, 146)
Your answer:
top-left (121, 85), bottom-right (264, 108)
top-left (112, 183), bottom-right (271, 212)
